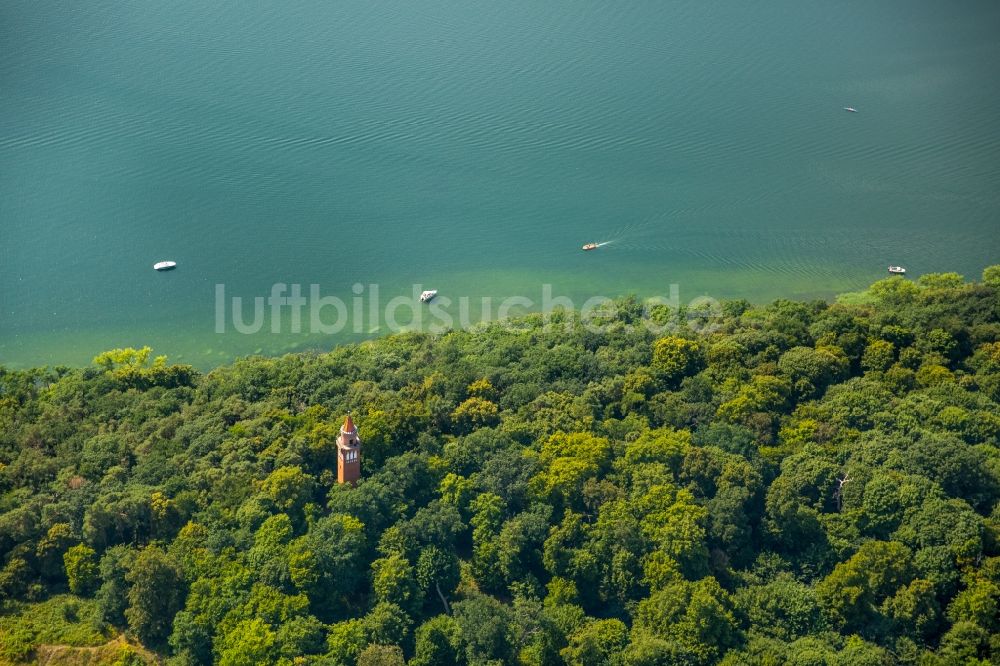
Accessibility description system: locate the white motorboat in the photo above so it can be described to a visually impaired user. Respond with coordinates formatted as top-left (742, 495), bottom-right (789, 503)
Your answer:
top-left (153, 261), bottom-right (177, 271)
top-left (844, 107), bottom-right (858, 113)
top-left (887, 266), bottom-right (906, 274)
top-left (419, 290), bottom-right (438, 303)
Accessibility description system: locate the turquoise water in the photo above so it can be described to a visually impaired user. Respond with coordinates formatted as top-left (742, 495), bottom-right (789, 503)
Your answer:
top-left (2, 1), bottom-right (999, 368)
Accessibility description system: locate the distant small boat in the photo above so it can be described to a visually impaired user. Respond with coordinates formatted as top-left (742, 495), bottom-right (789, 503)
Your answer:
top-left (153, 261), bottom-right (177, 271)
top-left (844, 107), bottom-right (858, 113)
top-left (582, 243), bottom-right (599, 251)
top-left (419, 290), bottom-right (438, 303)
top-left (888, 265), bottom-right (906, 274)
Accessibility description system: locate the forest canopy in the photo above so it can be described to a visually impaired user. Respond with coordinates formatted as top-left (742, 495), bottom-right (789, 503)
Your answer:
top-left (1, 268), bottom-right (1000, 665)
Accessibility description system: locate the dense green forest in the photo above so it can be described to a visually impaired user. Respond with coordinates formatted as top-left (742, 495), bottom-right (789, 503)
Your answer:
top-left (3, 269), bottom-right (1000, 666)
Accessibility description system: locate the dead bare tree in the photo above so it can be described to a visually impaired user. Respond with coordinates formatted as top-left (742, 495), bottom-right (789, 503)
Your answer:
top-left (833, 473), bottom-right (851, 512)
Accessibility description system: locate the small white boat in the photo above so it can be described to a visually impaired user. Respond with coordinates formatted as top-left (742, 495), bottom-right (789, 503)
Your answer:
top-left (844, 107), bottom-right (858, 113)
top-left (153, 261), bottom-right (177, 271)
top-left (888, 265), bottom-right (906, 274)
top-left (419, 290), bottom-right (438, 303)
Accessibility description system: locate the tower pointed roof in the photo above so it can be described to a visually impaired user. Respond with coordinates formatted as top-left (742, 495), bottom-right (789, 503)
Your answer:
top-left (342, 412), bottom-right (356, 434)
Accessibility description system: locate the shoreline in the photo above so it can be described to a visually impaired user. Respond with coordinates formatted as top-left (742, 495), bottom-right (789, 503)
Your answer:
top-left (0, 270), bottom-right (989, 372)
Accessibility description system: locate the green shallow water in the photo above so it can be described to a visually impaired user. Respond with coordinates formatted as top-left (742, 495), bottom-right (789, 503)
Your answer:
top-left (2, 0), bottom-right (999, 368)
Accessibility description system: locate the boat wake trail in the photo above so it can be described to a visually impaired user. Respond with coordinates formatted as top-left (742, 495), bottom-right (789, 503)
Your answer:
top-left (592, 218), bottom-right (667, 250)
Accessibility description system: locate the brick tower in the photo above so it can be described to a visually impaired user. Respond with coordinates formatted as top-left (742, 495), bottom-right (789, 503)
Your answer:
top-left (337, 412), bottom-right (361, 486)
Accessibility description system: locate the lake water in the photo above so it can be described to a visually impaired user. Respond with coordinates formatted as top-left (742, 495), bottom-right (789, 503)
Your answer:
top-left (3, 0), bottom-right (999, 368)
